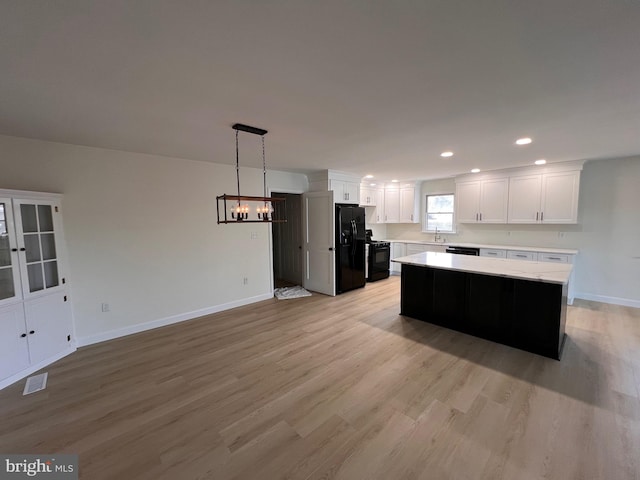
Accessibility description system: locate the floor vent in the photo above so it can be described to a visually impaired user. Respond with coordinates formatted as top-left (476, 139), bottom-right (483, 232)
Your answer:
top-left (23, 372), bottom-right (48, 395)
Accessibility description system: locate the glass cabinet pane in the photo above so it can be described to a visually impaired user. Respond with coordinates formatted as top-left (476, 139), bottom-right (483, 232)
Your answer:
top-left (27, 264), bottom-right (44, 292)
top-left (0, 267), bottom-right (15, 300)
top-left (20, 204), bottom-right (38, 233)
top-left (24, 234), bottom-right (42, 263)
top-left (38, 205), bottom-right (54, 232)
top-left (0, 235), bottom-right (10, 267)
top-left (41, 233), bottom-right (57, 260)
top-left (44, 261), bottom-right (59, 288)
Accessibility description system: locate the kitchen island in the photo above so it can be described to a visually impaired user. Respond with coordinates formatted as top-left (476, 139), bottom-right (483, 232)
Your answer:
top-left (392, 252), bottom-right (573, 360)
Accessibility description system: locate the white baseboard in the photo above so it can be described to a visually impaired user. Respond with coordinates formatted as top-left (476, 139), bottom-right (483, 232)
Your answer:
top-left (0, 345), bottom-right (76, 391)
top-left (574, 292), bottom-right (640, 309)
top-left (76, 292), bottom-right (273, 347)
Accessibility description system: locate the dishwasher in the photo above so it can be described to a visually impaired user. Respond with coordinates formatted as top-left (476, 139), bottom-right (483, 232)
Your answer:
top-left (445, 246), bottom-right (480, 256)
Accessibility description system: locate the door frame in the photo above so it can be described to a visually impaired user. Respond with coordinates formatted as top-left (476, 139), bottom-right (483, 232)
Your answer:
top-left (267, 187), bottom-right (305, 294)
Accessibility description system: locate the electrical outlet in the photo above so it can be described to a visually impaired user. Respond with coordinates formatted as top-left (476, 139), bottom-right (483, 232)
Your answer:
top-left (250, 231), bottom-right (258, 240)
top-left (101, 303), bottom-right (110, 312)
top-left (243, 277), bottom-right (248, 285)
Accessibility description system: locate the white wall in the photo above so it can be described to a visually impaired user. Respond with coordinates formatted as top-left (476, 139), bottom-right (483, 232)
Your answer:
top-left (0, 135), bottom-right (308, 344)
top-left (385, 157), bottom-right (640, 307)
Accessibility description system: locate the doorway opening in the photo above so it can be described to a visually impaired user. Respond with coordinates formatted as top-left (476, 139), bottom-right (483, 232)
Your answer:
top-left (271, 192), bottom-right (303, 288)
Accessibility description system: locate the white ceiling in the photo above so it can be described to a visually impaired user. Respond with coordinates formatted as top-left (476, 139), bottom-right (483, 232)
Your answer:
top-left (1, 1), bottom-right (639, 182)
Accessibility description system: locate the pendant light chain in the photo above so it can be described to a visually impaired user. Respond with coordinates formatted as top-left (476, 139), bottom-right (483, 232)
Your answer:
top-left (235, 129), bottom-right (241, 200)
top-left (262, 135), bottom-right (267, 198)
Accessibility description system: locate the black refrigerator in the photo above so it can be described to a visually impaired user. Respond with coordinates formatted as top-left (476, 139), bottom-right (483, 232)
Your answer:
top-left (335, 204), bottom-right (366, 294)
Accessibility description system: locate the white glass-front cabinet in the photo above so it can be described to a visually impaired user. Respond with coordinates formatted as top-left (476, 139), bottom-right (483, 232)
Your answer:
top-left (0, 191), bottom-right (74, 388)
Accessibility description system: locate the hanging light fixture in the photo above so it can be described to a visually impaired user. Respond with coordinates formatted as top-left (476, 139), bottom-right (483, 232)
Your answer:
top-left (216, 123), bottom-right (286, 224)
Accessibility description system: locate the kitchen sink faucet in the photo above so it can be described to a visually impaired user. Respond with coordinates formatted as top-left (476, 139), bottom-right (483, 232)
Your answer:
top-left (434, 227), bottom-right (442, 243)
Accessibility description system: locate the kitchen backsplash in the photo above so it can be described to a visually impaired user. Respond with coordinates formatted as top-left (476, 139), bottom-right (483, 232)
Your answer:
top-left (385, 222), bottom-right (583, 248)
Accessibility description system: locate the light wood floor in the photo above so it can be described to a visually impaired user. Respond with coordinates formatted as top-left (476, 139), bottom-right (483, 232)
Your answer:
top-left (1, 276), bottom-right (639, 479)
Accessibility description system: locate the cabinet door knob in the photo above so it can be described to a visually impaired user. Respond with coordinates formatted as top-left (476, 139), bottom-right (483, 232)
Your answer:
top-left (29, 330), bottom-right (35, 334)
top-left (21, 333), bottom-right (27, 338)
top-left (19, 247), bottom-right (26, 251)
top-left (11, 248), bottom-right (18, 252)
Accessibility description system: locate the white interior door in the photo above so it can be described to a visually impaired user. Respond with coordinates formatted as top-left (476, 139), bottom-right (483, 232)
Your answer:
top-left (303, 191), bottom-right (335, 296)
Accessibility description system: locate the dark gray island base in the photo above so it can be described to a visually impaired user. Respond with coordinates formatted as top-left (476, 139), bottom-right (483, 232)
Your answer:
top-left (399, 262), bottom-right (568, 360)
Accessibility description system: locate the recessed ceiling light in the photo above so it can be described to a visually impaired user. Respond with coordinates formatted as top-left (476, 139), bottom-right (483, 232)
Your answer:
top-left (515, 137), bottom-right (532, 145)
top-left (471, 168), bottom-right (480, 173)
top-left (370, 183), bottom-right (376, 186)
top-left (534, 159), bottom-right (547, 165)
top-left (391, 179), bottom-right (399, 182)
top-left (440, 151), bottom-right (454, 158)
top-left (365, 174), bottom-right (374, 179)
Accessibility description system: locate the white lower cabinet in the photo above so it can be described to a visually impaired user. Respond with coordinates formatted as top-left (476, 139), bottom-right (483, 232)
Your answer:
top-left (23, 291), bottom-right (73, 365)
top-left (537, 252), bottom-right (570, 263)
top-left (480, 248), bottom-right (506, 258)
top-left (406, 244), bottom-right (427, 255)
top-left (0, 190), bottom-right (75, 389)
top-left (0, 303), bottom-right (31, 381)
top-left (506, 250), bottom-right (537, 261)
top-left (391, 242), bottom-right (406, 273)
top-left (406, 243), bottom-right (447, 255)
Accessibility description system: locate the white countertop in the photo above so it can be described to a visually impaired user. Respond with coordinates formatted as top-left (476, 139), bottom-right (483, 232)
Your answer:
top-left (384, 239), bottom-right (578, 255)
top-left (392, 252), bottom-right (573, 284)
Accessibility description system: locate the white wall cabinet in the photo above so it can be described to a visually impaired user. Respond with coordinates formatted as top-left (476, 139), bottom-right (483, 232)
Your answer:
top-left (308, 171), bottom-right (361, 205)
top-left (371, 188), bottom-right (385, 223)
top-left (399, 184), bottom-right (419, 223)
top-left (455, 161), bottom-right (583, 225)
top-left (456, 178), bottom-right (508, 223)
top-left (330, 179), bottom-right (360, 204)
top-left (382, 183), bottom-right (419, 224)
top-left (508, 170), bottom-right (580, 224)
top-left (359, 184), bottom-right (376, 206)
top-left (0, 191), bottom-right (75, 388)
top-left (383, 186), bottom-right (400, 223)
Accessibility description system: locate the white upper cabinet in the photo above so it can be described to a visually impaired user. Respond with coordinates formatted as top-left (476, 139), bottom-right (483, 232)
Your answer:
top-left (507, 174), bottom-right (541, 223)
top-left (456, 182), bottom-right (481, 223)
top-left (456, 178), bottom-right (508, 223)
top-left (508, 170), bottom-right (580, 224)
top-left (383, 185), bottom-right (400, 223)
top-left (540, 171), bottom-right (580, 223)
top-left (308, 170), bottom-right (361, 205)
top-left (371, 187), bottom-right (385, 223)
top-left (359, 184), bottom-right (376, 206)
top-left (381, 182), bottom-right (419, 223)
top-left (399, 183), bottom-right (419, 223)
top-left (455, 161), bottom-right (583, 225)
top-left (330, 179), bottom-right (360, 204)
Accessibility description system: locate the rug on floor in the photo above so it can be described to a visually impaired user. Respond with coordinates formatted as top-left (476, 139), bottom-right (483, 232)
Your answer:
top-left (274, 285), bottom-right (312, 300)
